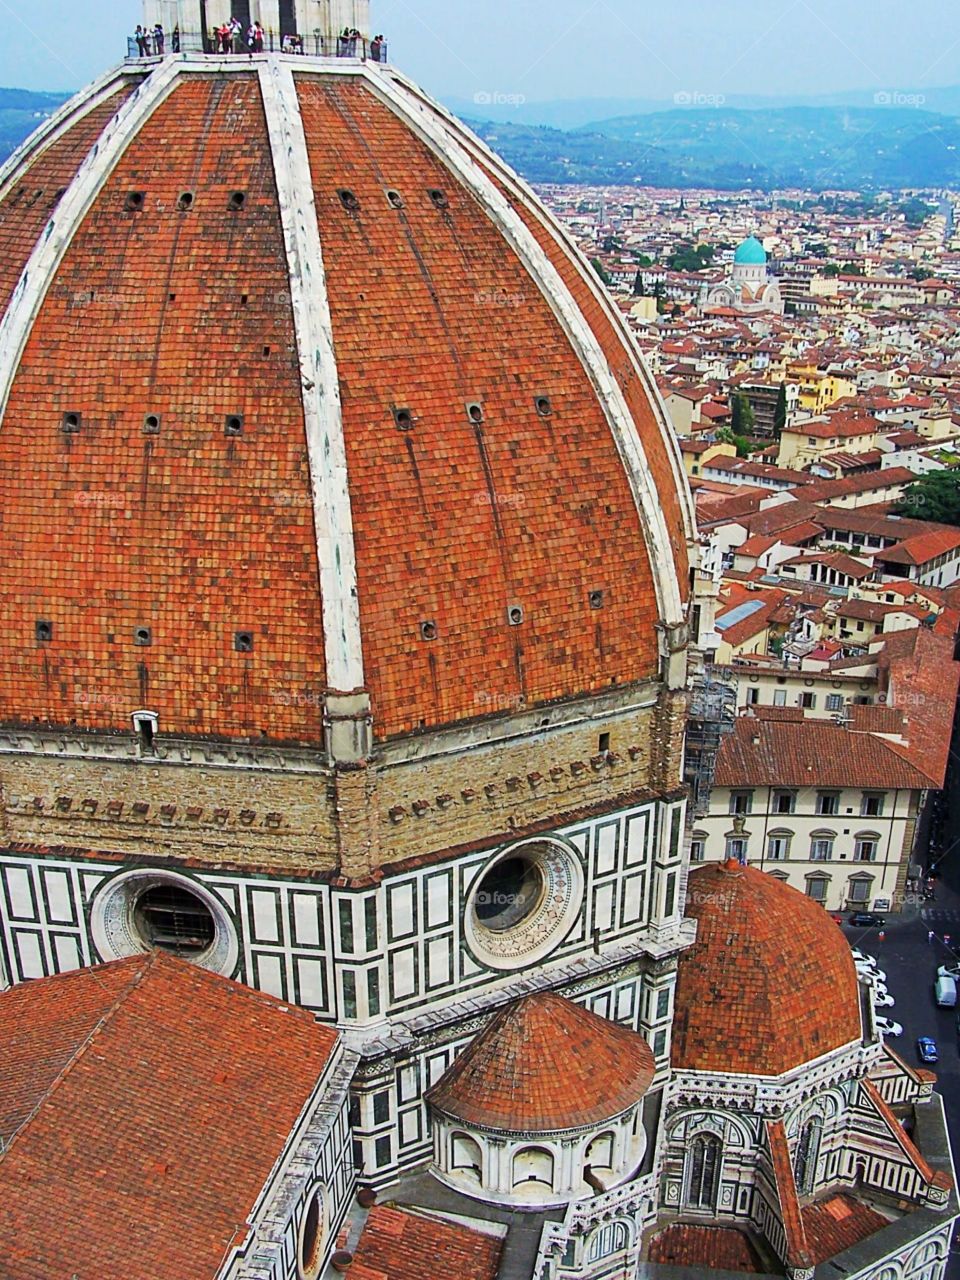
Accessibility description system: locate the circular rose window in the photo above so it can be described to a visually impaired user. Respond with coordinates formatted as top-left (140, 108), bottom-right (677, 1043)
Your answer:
top-left (91, 868), bottom-right (238, 976)
top-left (465, 839), bottom-right (583, 971)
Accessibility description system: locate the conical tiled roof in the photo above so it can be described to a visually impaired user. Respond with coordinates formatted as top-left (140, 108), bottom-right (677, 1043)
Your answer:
top-left (426, 991), bottom-right (655, 1132)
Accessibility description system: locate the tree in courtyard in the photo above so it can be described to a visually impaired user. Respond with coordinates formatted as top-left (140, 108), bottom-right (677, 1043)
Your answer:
top-left (894, 472), bottom-right (960, 526)
top-left (731, 393), bottom-right (755, 436)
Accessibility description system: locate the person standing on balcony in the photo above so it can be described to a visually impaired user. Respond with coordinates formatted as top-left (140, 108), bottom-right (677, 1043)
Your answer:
top-left (153, 24), bottom-right (165, 55)
top-left (135, 25), bottom-right (149, 56)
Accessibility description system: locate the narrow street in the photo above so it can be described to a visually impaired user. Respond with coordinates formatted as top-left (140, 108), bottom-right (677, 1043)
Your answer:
top-left (841, 828), bottom-right (960, 1274)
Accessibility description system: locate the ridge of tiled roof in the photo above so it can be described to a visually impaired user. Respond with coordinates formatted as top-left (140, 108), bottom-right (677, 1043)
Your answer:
top-left (764, 1119), bottom-right (812, 1269)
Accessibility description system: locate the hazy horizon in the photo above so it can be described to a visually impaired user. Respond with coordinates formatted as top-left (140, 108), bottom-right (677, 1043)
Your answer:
top-left (1, 1), bottom-right (955, 106)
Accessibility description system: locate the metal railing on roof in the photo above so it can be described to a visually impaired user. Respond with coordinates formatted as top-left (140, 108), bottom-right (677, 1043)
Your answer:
top-left (126, 31), bottom-right (388, 63)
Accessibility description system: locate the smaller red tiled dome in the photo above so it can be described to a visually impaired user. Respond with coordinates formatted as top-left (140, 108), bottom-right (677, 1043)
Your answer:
top-left (673, 862), bottom-right (863, 1076)
top-left (426, 992), bottom-right (655, 1133)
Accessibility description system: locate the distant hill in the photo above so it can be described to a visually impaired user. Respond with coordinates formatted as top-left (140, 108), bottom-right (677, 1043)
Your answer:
top-left (0, 86), bottom-right (956, 192)
top-left (466, 105), bottom-right (960, 191)
top-left (443, 84), bottom-right (960, 129)
top-left (0, 88), bottom-right (69, 163)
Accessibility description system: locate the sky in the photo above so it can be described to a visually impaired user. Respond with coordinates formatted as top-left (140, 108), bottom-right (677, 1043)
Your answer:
top-left (1, 0), bottom-right (957, 103)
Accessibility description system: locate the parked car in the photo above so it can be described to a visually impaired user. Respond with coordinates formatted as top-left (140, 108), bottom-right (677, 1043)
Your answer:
top-left (856, 963), bottom-right (887, 983)
top-left (876, 1017), bottom-right (903, 1038)
top-left (917, 1036), bottom-right (939, 1064)
top-left (850, 912), bottom-right (886, 927)
top-left (874, 991), bottom-right (895, 1008)
top-left (934, 973), bottom-right (957, 1008)
top-left (851, 949), bottom-right (878, 968)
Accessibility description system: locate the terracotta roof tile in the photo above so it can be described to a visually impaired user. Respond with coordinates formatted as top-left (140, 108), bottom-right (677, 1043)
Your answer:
top-left (647, 1224), bottom-right (765, 1271)
top-left (0, 952), bottom-right (338, 1280)
top-left (673, 862), bottom-right (862, 1075)
top-left (426, 991), bottom-right (654, 1131)
top-left (714, 716), bottom-right (937, 791)
top-left (800, 1192), bottom-right (889, 1264)
top-left (350, 1206), bottom-right (502, 1280)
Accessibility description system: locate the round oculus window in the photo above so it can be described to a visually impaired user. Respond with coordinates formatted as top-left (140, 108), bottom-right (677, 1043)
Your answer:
top-left (298, 1183), bottom-right (328, 1280)
top-left (465, 839), bottom-right (583, 971)
top-left (91, 868), bottom-right (238, 975)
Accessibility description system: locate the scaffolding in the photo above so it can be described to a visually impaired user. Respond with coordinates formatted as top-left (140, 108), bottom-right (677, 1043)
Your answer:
top-left (685, 670), bottom-right (737, 817)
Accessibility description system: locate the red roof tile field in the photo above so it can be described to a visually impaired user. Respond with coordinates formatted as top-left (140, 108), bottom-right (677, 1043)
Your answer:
top-left (350, 1205), bottom-right (502, 1280)
top-left (673, 862), bottom-right (863, 1075)
top-left (0, 66), bottom-right (688, 745)
top-left (426, 991), bottom-right (655, 1131)
top-left (0, 75), bottom-right (328, 743)
top-left (801, 1192), bottom-right (889, 1264)
top-left (0, 952), bottom-right (339, 1280)
top-left (0, 85), bottom-right (136, 315)
top-left (714, 715), bottom-right (937, 790)
top-left (296, 77), bottom-right (665, 738)
top-left (647, 1224), bottom-right (765, 1271)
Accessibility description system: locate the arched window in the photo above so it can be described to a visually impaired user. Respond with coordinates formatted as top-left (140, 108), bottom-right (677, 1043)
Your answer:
top-left (684, 1134), bottom-right (722, 1209)
top-left (450, 1132), bottom-right (482, 1183)
top-left (512, 1146), bottom-right (555, 1189)
top-left (585, 1131), bottom-right (615, 1172)
top-left (587, 1220), bottom-right (630, 1262)
top-left (794, 1117), bottom-right (822, 1194)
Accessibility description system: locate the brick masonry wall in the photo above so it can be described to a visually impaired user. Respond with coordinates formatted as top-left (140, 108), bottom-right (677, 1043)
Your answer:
top-left (0, 688), bottom-right (687, 880)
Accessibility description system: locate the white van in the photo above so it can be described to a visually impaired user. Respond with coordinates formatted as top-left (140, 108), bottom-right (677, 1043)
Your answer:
top-left (935, 973), bottom-right (957, 1008)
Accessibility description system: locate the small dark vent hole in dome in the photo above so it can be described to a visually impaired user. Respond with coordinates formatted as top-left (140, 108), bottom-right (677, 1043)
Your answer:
top-left (240, 294), bottom-right (249, 306)
top-left (420, 620), bottom-right (438, 642)
top-left (177, 190), bottom-right (195, 212)
top-left (134, 626), bottom-right (152, 647)
top-left (234, 631), bottom-right (254, 653)
top-left (53, 186), bottom-right (68, 202)
top-left (534, 395), bottom-right (553, 417)
top-left (35, 619), bottom-right (53, 643)
top-left (598, 732), bottom-right (610, 753)
top-left (466, 402), bottom-right (484, 424)
top-left (143, 414), bottom-right (161, 435)
top-left (507, 604), bottom-right (524, 626)
top-left (168, 292), bottom-right (177, 302)
top-left (393, 407), bottom-right (414, 431)
top-left (386, 189), bottom-right (404, 209)
top-left (60, 411), bottom-right (81, 434)
top-left (338, 189), bottom-right (360, 212)
top-left (228, 190), bottom-right (246, 211)
top-left (428, 188), bottom-right (448, 209)
top-left (262, 345), bottom-right (271, 357)
top-left (224, 414), bottom-right (244, 436)
top-left (125, 190), bottom-right (145, 212)
top-left (589, 589), bottom-right (604, 610)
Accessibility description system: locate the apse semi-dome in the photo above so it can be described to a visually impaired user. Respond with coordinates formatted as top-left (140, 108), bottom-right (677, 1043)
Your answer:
top-left (0, 52), bottom-right (693, 747)
top-left (672, 860), bottom-right (864, 1076)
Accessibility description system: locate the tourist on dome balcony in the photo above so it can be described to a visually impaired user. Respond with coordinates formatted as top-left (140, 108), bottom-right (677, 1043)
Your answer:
top-left (153, 25), bottom-right (165, 55)
top-left (134, 25), bottom-right (149, 57)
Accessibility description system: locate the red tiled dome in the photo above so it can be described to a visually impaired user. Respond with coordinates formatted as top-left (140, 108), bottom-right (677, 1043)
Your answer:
top-left (0, 56), bottom-right (691, 745)
top-left (673, 863), bottom-right (863, 1076)
top-left (426, 991), bottom-right (656, 1132)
